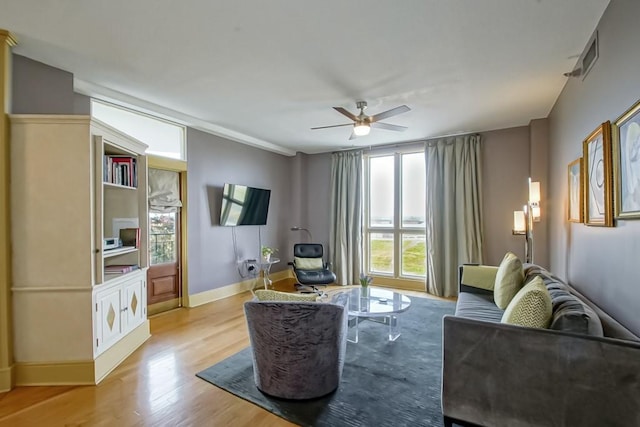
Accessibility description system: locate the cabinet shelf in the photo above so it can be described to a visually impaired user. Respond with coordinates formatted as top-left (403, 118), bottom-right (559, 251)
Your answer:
top-left (103, 246), bottom-right (138, 258)
top-left (103, 269), bottom-right (140, 283)
top-left (104, 181), bottom-right (138, 190)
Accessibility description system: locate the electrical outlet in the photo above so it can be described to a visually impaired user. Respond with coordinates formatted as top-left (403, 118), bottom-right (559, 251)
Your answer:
top-left (244, 259), bottom-right (259, 277)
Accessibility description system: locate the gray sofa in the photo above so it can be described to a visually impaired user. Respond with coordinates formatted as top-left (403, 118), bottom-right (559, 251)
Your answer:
top-left (442, 263), bottom-right (640, 427)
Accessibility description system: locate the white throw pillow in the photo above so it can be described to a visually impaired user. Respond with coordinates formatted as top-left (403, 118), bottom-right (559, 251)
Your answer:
top-left (493, 252), bottom-right (525, 309)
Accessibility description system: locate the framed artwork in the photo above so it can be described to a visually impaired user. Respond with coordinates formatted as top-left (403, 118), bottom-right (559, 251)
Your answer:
top-left (613, 100), bottom-right (640, 218)
top-left (567, 158), bottom-right (583, 222)
top-left (582, 121), bottom-right (614, 226)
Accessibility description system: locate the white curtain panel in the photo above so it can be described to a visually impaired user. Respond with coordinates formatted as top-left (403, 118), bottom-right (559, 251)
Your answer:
top-left (329, 151), bottom-right (363, 286)
top-left (425, 135), bottom-right (484, 297)
top-left (148, 168), bottom-right (182, 213)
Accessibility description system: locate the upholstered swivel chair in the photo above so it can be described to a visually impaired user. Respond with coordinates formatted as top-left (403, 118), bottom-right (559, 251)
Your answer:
top-left (244, 293), bottom-right (349, 399)
top-left (290, 243), bottom-right (337, 287)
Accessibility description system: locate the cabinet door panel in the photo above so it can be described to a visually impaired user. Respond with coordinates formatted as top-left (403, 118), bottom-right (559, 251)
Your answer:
top-left (123, 277), bottom-right (146, 332)
top-left (95, 287), bottom-right (123, 353)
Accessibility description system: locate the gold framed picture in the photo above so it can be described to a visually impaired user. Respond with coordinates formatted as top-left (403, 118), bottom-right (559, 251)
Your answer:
top-left (567, 158), bottom-right (583, 222)
top-left (613, 100), bottom-right (640, 218)
top-left (582, 121), bottom-right (614, 226)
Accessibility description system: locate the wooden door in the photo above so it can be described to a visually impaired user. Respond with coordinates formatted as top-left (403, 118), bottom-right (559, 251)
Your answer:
top-left (147, 211), bottom-right (181, 311)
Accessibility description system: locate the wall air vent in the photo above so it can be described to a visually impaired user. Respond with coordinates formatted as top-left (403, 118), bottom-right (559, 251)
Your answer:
top-left (563, 31), bottom-right (598, 80)
top-left (580, 31), bottom-right (598, 80)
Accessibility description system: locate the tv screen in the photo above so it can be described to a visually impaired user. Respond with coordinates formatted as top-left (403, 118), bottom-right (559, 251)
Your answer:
top-left (220, 183), bottom-right (271, 226)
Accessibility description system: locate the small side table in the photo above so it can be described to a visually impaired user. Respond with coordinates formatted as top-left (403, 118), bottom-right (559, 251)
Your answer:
top-left (257, 258), bottom-right (280, 290)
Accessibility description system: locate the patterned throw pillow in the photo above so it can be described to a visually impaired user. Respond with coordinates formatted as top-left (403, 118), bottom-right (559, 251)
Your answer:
top-left (501, 276), bottom-right (552, 328)
top-left (254, 290), bottom-right (319, 302)
top-left (493, 252), bottom-right (525, 309)
top-left (294, 257), bottom-right (324, 270)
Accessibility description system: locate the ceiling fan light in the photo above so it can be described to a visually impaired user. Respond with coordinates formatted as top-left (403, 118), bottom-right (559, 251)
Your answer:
top-left (354, 123), bottom-right (370, 136)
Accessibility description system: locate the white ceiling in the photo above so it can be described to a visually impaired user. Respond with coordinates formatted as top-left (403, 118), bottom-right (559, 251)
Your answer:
top-left (1, 0), bottom-right (609, 156)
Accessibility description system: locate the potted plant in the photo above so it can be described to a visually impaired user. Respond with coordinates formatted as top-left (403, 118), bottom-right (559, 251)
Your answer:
top-left (261, 245), bottom-right (278, 262)
top-left (359, 273), bottom-right (373, 288)
top-left (359, 273), bottom-right (373, 298)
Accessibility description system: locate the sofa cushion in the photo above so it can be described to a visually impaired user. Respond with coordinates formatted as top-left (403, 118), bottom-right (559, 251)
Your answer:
top-left (524, 264), bottom-right (604, 336)
top-left (494, 252), bottom-right (525, 309)
top-left (501, 276), bottom-right (552, 328)
top-left (524, 264), bottom-right (567, 288)
top-left (455, 292), bottom-right (504, 323)
top-left (547, 288), bottom-right (604, 336)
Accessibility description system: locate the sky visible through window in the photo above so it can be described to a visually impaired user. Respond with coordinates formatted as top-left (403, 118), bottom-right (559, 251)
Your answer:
top-left (370, 153), bottom-right (425, 226)
top-left (92, 100), bottom-right (186, 160)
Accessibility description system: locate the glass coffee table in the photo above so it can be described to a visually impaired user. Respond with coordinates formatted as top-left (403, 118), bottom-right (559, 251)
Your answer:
top-left (346, 287), bottom-right (412, 343)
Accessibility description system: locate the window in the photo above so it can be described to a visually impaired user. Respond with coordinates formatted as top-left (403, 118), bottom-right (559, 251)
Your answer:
top-left (91, 100), bottom-right (186, 160)
top-left (149, 212), bottom-right (177, 265)
top-left (365, 151), bottom-right (425, 287)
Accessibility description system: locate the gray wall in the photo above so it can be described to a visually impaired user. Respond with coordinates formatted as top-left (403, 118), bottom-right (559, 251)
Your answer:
top-left (548, 0), bottom-right (640, 336)
top-left (186, 128), bottom-right (295, 294)
top-left (304, 153), bottom-right (332, 250)
top-left (481, 126), bottom-right (533, 266)
top-left (530, 118), bottom-right (550, 269)
top-left (12, 54), bottom-right (89, 114)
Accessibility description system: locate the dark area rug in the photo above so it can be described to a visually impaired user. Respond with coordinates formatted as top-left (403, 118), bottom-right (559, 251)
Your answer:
top-left (197, 296), bottom-right (455, 427)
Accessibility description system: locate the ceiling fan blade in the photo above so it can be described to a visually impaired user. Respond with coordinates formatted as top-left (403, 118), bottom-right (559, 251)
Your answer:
top-left (369, 105), bottom-right (411, 123)
top-left (349, 132), bottom-right (358, 140)
top-left (333, 107), bottom-right (358, 121)
top-left (370, 122), bottom-right (408, 132)
top-left (311, 123), bottom-right (353, 130)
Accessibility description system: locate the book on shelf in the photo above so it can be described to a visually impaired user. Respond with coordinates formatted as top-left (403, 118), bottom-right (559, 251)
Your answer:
top-left (104, 155), bottom-right (137, 187)
top-left (104, 264), bottom-right (139, 274)
top-left (119, 227), bottom-right (141, 248)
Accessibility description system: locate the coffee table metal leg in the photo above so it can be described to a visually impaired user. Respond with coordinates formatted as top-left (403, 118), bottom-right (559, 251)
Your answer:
top-left (388, 314), bottom-right (400, 341)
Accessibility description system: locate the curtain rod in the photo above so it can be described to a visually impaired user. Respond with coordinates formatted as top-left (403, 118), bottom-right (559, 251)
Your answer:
top-left (331, 130), bottom-right (479, 154)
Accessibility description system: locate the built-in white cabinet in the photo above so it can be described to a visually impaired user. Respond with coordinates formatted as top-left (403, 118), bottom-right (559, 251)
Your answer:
top-left (94, 271), bottom-right (146, 356)
top-left (10, 115), bottom-right (151, 385)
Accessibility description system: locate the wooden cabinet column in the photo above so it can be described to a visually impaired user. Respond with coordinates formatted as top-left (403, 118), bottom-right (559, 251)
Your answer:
top-left (0, 29), bottom-right (17, 392)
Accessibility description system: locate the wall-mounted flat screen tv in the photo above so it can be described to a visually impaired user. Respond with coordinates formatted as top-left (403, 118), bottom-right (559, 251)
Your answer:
top-left (220, 183), bottom-right (271, 226)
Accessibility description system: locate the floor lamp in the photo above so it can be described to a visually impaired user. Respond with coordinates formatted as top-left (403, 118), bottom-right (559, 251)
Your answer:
top-left (512, 179), bottom-right (540, 264)
top-left (290, 226), bottom-right (313, 242)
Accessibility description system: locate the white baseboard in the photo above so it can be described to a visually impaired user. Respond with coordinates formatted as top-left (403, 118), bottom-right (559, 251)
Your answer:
top-left (187, 269), bottom-right (293, 308)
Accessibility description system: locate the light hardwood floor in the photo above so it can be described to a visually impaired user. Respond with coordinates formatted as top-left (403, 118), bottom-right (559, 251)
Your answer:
top-left (0, 283), bottom-right (445, 427)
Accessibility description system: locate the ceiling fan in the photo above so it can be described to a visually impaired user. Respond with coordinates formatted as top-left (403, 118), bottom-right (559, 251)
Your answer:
top-left (311, 101), bottom-right (411, 140)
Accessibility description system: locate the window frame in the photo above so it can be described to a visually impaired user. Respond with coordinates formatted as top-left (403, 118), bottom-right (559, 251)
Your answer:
top-left (364, 149), bottom-right (426, 291)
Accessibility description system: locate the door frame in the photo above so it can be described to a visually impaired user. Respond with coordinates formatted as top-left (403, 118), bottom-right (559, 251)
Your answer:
top-left (147, 155), bottom-right (188, 315)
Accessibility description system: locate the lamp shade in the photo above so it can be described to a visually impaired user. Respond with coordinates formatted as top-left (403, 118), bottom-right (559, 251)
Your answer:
top-left (531, 205), bottom-right (541, 219)
top-left (513, 211), bottom-right (525, 232)
top-left (529, 181), bottom-right (541, 203)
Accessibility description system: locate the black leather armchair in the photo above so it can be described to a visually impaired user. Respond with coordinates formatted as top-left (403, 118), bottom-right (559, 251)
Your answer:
top-left (290, 243), bottom-right (336, 287)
